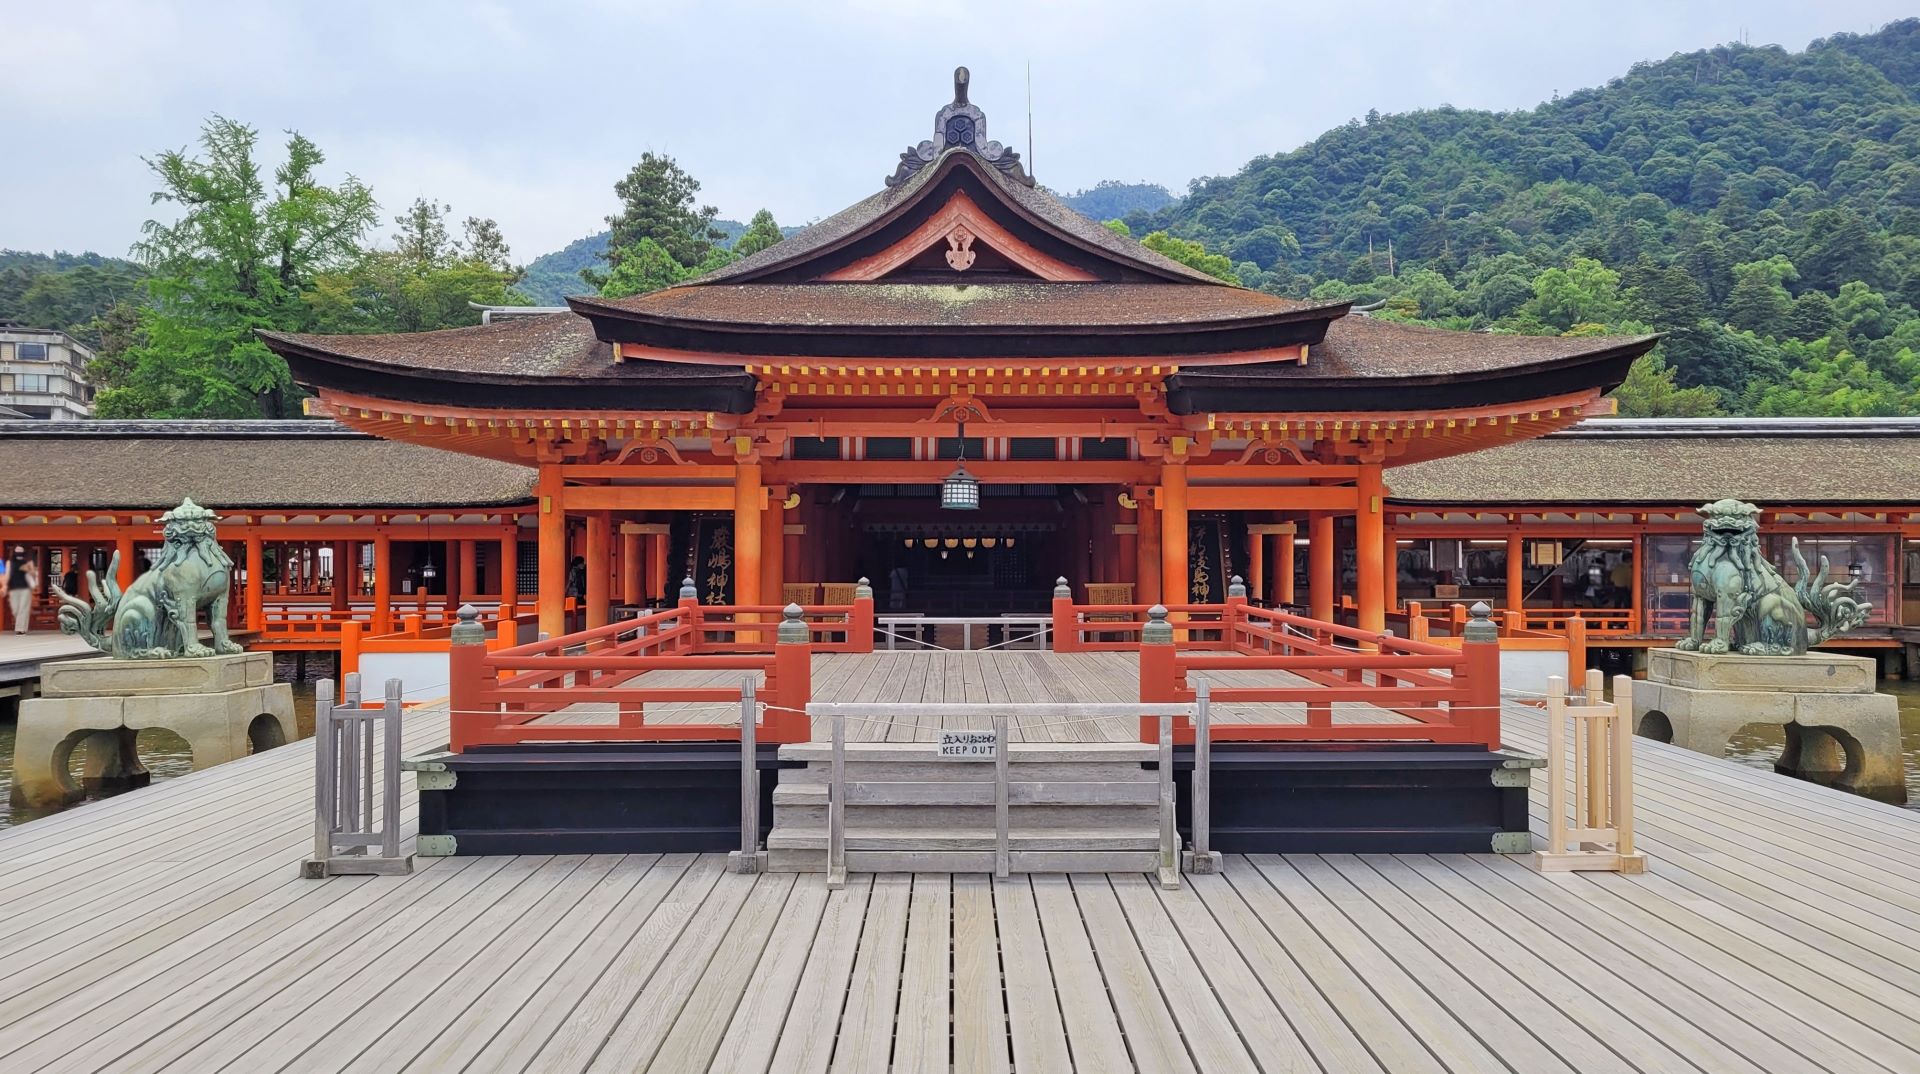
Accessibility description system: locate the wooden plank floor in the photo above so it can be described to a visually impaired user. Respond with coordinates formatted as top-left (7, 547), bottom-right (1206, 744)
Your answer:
top-left (2, 656), bottom-right (1919, 1071)
top-left (531, 650), bottom-right (1417, 741)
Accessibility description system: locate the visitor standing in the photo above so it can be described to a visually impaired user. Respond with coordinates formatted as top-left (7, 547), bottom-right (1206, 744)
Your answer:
top-left (5, 547), bottom-right (39, 634)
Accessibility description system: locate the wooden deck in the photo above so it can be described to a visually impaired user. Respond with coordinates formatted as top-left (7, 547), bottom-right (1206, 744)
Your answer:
top-left (3, 655), bottom-right (1920, 1071)
top-left (530, 650), bottom-right (1419, 740)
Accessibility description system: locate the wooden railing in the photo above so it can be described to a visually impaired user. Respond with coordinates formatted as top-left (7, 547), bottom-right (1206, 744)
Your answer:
top-left (1397, 601), bottom-right (1638, 638)
top-left (1395, 601), bottom-right (1587, 687)
top-left (1066, 578), bottom-right (1501, 749)
top-left (447, 584), bottom-right (875, 750)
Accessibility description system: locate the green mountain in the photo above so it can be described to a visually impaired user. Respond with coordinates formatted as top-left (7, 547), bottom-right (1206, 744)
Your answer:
top-left (0, 250), bottom-right (144, 347)
top-left (1143, 19), bottom-right (1920, 414)
top-left (1057, 181), bottom-right (1175, 224)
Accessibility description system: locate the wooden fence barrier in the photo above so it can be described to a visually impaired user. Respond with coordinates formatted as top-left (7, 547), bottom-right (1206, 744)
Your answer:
top-left (303, 674), bottom-right (412, 877)
top-left (1532, 670), bottom-right (1647, 873)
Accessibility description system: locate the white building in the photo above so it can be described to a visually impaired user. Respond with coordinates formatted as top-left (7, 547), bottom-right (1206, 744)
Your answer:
top-left (0, 320), bottom-right (94, 419)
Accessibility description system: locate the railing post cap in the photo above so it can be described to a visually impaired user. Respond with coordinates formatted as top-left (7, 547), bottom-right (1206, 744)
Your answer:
top-left (778, 602), bottom-right (810, 644)
top-left (1143, 604), bottom-right (1173, 644)
top-left (679, 576), bottom-right (699, 600)
top-left (854, 576), bottom-right (873, 599)
top-left (450, 603), bottom-right (486, 646)
top-left (1464, 600), bottom-right (1499, 643)
top-left (1228, 575), bottom-right (1247, 598)
top-left (1053, 576), bottom-right (1071, 599)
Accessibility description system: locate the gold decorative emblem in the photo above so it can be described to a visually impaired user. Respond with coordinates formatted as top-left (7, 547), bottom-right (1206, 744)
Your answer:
top-left (945, 226), bottom-right (977, 271)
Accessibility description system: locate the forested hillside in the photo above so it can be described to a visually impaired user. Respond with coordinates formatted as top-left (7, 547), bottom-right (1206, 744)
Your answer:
top-left (0, 251), bottom-right (143, 347)
top-left (1141, 19), bottom-right (1920, 416)
top-left (516, 218), bottom-right (805, 304)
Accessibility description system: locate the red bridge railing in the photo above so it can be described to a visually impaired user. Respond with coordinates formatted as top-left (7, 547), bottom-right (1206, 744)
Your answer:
top-left (447, 580), bottom-right (875, 750)
top-left (1056, 577), bottom-right (1502, 749)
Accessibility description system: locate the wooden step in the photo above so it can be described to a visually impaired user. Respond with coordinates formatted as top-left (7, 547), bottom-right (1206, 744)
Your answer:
top-left (766, 848), bottom-right (1164, 874)
top-left (776, 741), bottom-right (1158, 764)
top-left (771, 780), bottom-right (1159, 807)
top-left (765, 827), bottom-right (1158, 852)
top-left (772, 802), bottom-right (1159, 831)
top-left (778, 760), bottom-right (1154, 784)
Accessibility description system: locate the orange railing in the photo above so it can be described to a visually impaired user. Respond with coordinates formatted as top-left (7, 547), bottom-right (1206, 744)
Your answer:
top-left (446, 590), bottom-right (875, 750)
top-left (1047, 576), bottom-right (1504, 749)
top-left (1394, 601), bottom-right (1587, 685)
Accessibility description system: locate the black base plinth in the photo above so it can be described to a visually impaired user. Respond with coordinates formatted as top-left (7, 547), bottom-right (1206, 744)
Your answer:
top-left (1169, 744), bottom-right (1533, 854)
top-left (419, 742), bottom-right (790, 856)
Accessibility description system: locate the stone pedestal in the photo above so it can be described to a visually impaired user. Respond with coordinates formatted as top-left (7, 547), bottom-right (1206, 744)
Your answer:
top-left (9, 652), bottom-right (296, 810)
top-left (1634, 649), bottom-right (1906, 803)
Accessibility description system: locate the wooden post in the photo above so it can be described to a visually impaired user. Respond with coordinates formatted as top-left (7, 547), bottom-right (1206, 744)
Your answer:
top-left (734, 460), bottom-right (764, 610)
top-left (331, 541), bottom-right (352, 612)
top-left (760, 490), bottom-right (784, 611)
top-left (768, 603), bottom-right (812, 742)
top-left (1276, 524), bottom-right (1296, 606)
top-left (731, 677), bottom-right (761, 874)
top-left (537, 466), bottom-right (565, 640)
top-left (447, 606), bottom-right (489, 753)
top-left (585, 511), bottom-right (611, 629)
top-left (1135, 487), bottom-right (1162, 606)
top-left (457, 540), bottom-right (476, 606)
top-left (499, 532), bottom-right (519, 611)
top-left (649, 533), bottom-right (669, 606)
top-left (828, 713), bottom-right (846, 889)
top-left (371, 533), bottom-right (392, 637)
top-left (1461, 601), bottom-right (1503, 750)
top-left (1629, 534), bottom-right (1644, 633)
top-left (1506, 533), bottom-right (1524, 613)
top-left (1246, 527), bottom-right (1265, 606)
top-left (620, 531), bottom-right (642, 605)
top-left (338, 619), bottom-right (361, 678)
top-left (1157, 713), bottom-right (1178, 889)
top-left (1308, 513), bottom-right (1334, 623)
top-left (849, 577), bottom-right (875, 653)
top-left (1357, 462), bottom-right (1385, 637)
top-left (1050, 576), bottom-right (1078, 653)
top-left (1192, 680), bottom-right (1216, 873)
top-left (1383, 526), bottom-right (1398, 615)
top-left (993, 713), bottom-right (1010, 879)
top-left (245, 534), bottom-right (264, 632)
top-left (116, 532), bottom-right (136, 591)
top-left (1137, 604), bottom-right (1179, 742)
top-left (1160, 461), bottom-right (1188, 605)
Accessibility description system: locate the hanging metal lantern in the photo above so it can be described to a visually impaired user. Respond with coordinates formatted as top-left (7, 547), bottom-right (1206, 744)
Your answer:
top-left (941, 418), bottom-right (980, 510)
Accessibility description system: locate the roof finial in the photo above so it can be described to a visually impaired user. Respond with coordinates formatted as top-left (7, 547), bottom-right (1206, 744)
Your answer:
top-left (886, 66), bottom-right (1033, 189)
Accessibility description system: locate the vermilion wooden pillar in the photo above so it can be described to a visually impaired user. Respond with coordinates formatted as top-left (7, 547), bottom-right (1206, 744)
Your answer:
top-left (1383, 525), bottom-right (1399, 615)
top-left (649, 532), bottom-right (669, 605)
top-left (620, 531), bottom-right (642, 605)
top-left (1276, 524), bottom-right (1296, 606)
top-left (457, 539), bottom-right (477, 605)
top-left (1309, 513), bottom-right (1335, 622)
top-left (1135, 486), bottom-right (1162, 605)
top-left (1506, 533), bottom-right (1524, 611)
top-left (372, 533), bottom-right (393, 636)
top-left (761, 489), bottom-right (784, 604)
top-left (331, 541), bottom-right (352, 611)
top-left (1357, 462), bottom-right (1385, 636)
top-left (585, 512), bottom-right (611, 628)
top-left (499, 532), bottom-right (519, 611)
top-left (1160, 462), bottom-right (1188, 605)
top-left (537, 466), bottom-right (566, 639)
top-left (115, 532), bottom-right (135, 590)
top-left (1246, 526), bottom-right (1265, 604)
top-left (734, 460), bottom-right (764, 608)
top-left (244, 535), bottom-right (264, 631)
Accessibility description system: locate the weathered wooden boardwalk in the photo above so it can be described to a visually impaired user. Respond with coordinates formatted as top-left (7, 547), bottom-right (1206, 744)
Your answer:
top-left (2, 653), bottom-right (1919, 1072)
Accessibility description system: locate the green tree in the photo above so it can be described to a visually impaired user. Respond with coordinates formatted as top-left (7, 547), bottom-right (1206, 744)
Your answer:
top-left (1722, 256), bottom-right (1796, 337)
top-left (598, 237), bottom-right (694, 299)
top-left (101, 116), bottom-right (376, 418)
top-left (305, 200), bottom-right (526, 333)
top-left (1520, 257), bottom-right (1623, 331)
top-left (1609, 352), bottom-right (1726, 417)
top-left (732, 209), bottom-right (784, 259)
top-left (588, 153), bottom-right (722, 291)
top-left (1139, 232), bottom-right (1237, 282)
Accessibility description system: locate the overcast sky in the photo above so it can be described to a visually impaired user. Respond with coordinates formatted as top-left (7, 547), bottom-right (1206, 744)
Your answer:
top-left (2, 1), bottom-right (1912, 261)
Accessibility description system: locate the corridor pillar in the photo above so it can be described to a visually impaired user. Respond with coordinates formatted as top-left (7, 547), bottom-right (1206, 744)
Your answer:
top-left (115, 533), bottom-right (135, 591)
top-left (1246, 526), bottom-right (1265, 606)
top-left (620, 531), bottom-right (642, 605)
top-left (1308, 513), bottom-right (1334, 623)
top-left (499, 533), bottom-right (519, 612)
top-left (734, 460), bottom-right (764, 609)
top-left (1275, 523), bottom-right (1296, 606)
top-left (1357, 462), bottom-right (1385, 636)
top-left (1134, 489), bottom-right (1162, 605)
top-left (1160, 462), bottom-right (1188, 605)
top-left (585, 512), bottom-right (611, 629)
top-left (1506, 533), bottom-right (1524, 613)
top-left (537, 467), bottom-right (566, 639)
top-left (371, 533), bottom-right (392, 636)
top-left (244, 535), bottom-right (264, 632)
top-left (457, 540), bottom-right (477, 606)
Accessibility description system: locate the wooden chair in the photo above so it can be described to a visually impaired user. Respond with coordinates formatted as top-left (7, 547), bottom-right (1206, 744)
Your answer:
top-left (821, 582), bottom-right (861, 605)
top-left (1084, 582), bottom-right (1134, 642)
top-left (782, 582), bottom-right (820, 607)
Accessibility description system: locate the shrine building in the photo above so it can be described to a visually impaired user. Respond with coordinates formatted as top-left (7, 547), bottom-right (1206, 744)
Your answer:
top-left (258, 69), bottom-right (1659, 643)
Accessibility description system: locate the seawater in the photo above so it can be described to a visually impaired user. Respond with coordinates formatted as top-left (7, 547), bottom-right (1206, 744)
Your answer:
top-left (0, 656), bottom-right (319, 829)
top-left (1720, 679), bottom-right (1920, 808)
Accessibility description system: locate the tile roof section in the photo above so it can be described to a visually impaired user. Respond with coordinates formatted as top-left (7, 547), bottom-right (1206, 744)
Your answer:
top-left (1177, 316), bottom-right (1662, 382)
top-left (0, 421), bottom-right (535, 510)
top-left (571, 282), bottom-right (1341, 333)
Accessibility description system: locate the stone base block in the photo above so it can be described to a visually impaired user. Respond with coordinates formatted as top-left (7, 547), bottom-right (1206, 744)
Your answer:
top-left (10, 664), bottom-right (295, 809)
top-left (39, 651), bottom-right (273, 698)
top-left (1635, 649), bottom-right (1905, 803)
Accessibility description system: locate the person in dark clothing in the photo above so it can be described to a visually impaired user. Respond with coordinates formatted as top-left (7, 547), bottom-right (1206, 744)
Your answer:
top-left (565, 556), bottom-right (588, 598)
